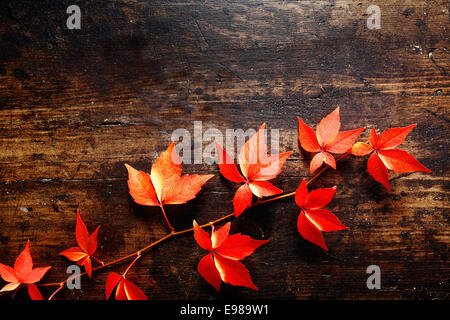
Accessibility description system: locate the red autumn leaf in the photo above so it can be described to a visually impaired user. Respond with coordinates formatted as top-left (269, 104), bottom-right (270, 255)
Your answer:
top-left (126, 142), bottom-right (213, 206)
top-left (193, 220), bottom-right (269, 291)
top-left (0, 241), bottom-right (51, 300)
top-left (60, 210), bottom-right (101, 278)
top-left (27, 283), bottom-right (44, 300)
top-left (216, 124), bottom-right (292, 216)
top-left (351, 142), bottom-right (373, 156)
top-left (298, 107), bottom-right (365, 173)
top-left (295, 179), bottom-right (347, 251)
top-left (351, 125), bottom-right (431, 190)
top-left (125, 142), bottom-right (214, 223)
top-left (105, 272), bottom-right (148, 300)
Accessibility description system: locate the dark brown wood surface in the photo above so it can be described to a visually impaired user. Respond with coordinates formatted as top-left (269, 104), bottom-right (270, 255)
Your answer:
top-left (0, 0), bottom-right (448, 300)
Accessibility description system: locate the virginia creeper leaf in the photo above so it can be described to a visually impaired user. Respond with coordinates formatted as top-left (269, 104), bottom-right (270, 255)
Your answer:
top-left (233, 184), bottom-right (253, 217)
top-left (377, 124), bottom-right (416, 150)
top-left (353, 125), bottom-right (431, 190)
top-left (193, 221), bottom-right (269, 291)
top-left (126, 142), bottom-right (213, 208)
top-left (27, 283), bottom-right (43, 300)
top-left (217, 124), bottom-right (292, 217)
top-left (378, 149), bottom-right (431, 173)
top-left (295, 179), bottom-right (347, 251)
top-left (367, 152), bottom-right (390, 191)
top-left (60, 210), bottom-right (101, 278)
top-left (316, 107), bottom-right (341, 147)
top-left (105, 272), bottom-right (148, 300)
top-left (0, 241), bottom-right (51, 300)
top-left (298, 107), bottom-right (365, 173)
top-left (351, 142), bottom-right (373, 156)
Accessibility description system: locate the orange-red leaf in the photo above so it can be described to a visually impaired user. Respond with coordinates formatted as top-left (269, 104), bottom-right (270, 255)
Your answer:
top-left (211, 222), bottom-right (231, 249)
top-left (213, 254), bottom-right (258, 290)
top-left (216, 143), bottom-right (245, 183)
top-left (295, 179), bottom-right (308, 208)
top-left (14, 241), bottom-right (32, 280)
top-left (62, 212), bottom-right (101, 276)
top-left (249, 180), bottom-right (282, 198)
top-left (298, 109), bottom-right (366, 175)
top-left (88, 226), bottom-right (100, 256)
top-left (215, 234), bottom-right (269, 261)
top-left (368, 127), bottom-right (378, 148)
top-left (305, 186), bottom-right (336, 209)
top-left (252, 152), bottom-right (292, 181)
top-left (105, 272), bottom-right (122, 300)
top-left (113, 277), bottom-right (148, 300)
top-left (295, 181), bottom-right (344, 250)
top-left (310, 152), bottom-right (324, 173)
top-left (198, 253), bottom-right (221, 291)
top-left (151, 142), bottom-right (182, 201)
top-left (193, 220), bottom-right (212, 251)
top-left (127, 142), bottom-right (213, 207)
top-left (0, 282), bottom-right (20, 292)
top-left (162, 174), bottom-right (214, 205)
top-left (79, 257), bottom-right (92, 278)
top-left (233, 183), bottom-right (253, 217)
top-left (297, 117), bottom-right (320, 152)
top-left (0, 263), bottom-right (19, 283)
top-left (0, 241), bottom-right (51, 297)
top-left (297, 212), bottom-right (328, 251)
top-left (364, 125), bottom-right (431, 190)
top-left (305, 209), bottom-right (347, 232)
top-left (377, 124), bottom-right (416, 150)
top-left (378, 149), bottom-right (431, 173)
top-left (238, 123), bottom-right (267, 180)
top-left (121, 278), bottom-right (148, 300)
top-left (220, 124), bottom-right (289, 218)
top-left (125, 163), bottom-right (159, 206)
top-left (322, 151), bottom-right (336, 169)
top-left (316, 107), bottom-right (340, 147)
top-left (367, 152), bottom-right (390, 191)
top-left (194, 222), bottom-right (267, 291)
top-left (351, 142), bottom-right (373, 156)
top-left (325, 127), bottom-right (365, 154)
top-left (75, 211), bottom-right (90, 253)
top-left (27, 283), bottom-right (43, 300)
top-left (60, 247), bottom-right (88, 262)
top-left (22, 266), bottom-right (51, 284)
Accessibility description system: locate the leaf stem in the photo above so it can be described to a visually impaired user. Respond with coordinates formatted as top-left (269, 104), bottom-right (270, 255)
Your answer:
top-left (48, 285), bottom-right (64, 300)
top-left (38, 152), bottom-right (350, 293)
top-left (159, 204), bottom-right (175, 232)
top-left (123, 255), bottom-right (141, 277)
top-left (91, 256), bottom-right (104, 265)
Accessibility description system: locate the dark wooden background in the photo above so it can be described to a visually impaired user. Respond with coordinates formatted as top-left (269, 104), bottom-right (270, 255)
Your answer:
top-left (0, 0), bottom-right (448, 300)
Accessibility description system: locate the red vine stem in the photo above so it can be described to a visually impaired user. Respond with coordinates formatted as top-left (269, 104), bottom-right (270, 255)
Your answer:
top-left (123, 254), bottom-right (141, 277)
top-left (39, 152), bottom-right (351, 292)
top-left (159, 204), bottom-right (175, 232)
top-left (48, 285), bottom-right (63, 300)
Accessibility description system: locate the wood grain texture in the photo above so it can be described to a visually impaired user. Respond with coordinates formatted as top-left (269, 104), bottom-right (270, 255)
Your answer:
top-left (0, 0), bottom-right (448, 299)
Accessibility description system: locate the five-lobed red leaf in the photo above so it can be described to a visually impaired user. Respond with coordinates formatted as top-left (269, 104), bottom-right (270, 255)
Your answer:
top-left (0, 241), bottom-right (51, 300)
top-left (295, 179), bottom-right (347, 251)
top-left (298, 107), bottom-right (365, 173)
top-left (193, 221), bottom-right (269, 291)
top-left (126, 142), bottom-right (214, 207)
top-left (105, 272), bottom-right (148, 300)
top-left (352, 124), bottom-right (431, 190)
top-left (60, 210), bottom-right (101, 278)
top-left (217, 124), bottom-right (292, 217)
